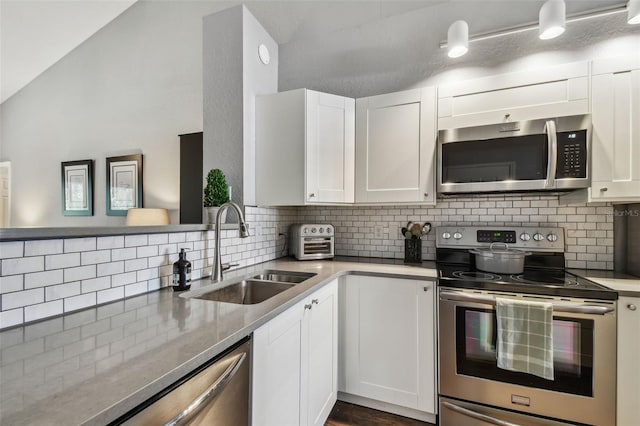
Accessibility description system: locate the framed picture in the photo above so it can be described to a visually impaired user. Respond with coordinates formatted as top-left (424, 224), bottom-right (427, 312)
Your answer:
top-left (106, 154), bottom-right (143, 216)
top-left (61, 160), bottom-right (93, 216)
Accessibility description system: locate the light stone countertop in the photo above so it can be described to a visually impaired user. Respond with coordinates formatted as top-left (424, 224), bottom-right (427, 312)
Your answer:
top-left (0, 257), bottom-right (437, 426)
top-left (570, 269), bottom-right (640, 297)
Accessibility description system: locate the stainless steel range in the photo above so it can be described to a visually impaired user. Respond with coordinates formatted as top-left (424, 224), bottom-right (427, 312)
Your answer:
top-left (436, 226), bottom-right (617, 426)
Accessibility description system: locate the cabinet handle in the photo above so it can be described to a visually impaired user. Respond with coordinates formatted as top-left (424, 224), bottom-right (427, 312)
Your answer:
top-left (311, 299), bottom-right (319, 305)
top-left (423, 286), bottom-right (430, 292)
top-left (309, 193), bottom-right (316, 198)
top-left (424, 193), bottom-right (429, 197)
top-left (304, 304), bottom-right (313, 310)
top-left (600, 187), bottom-right (608, 192)
top-left (628, 304), bottom-right (637, 311)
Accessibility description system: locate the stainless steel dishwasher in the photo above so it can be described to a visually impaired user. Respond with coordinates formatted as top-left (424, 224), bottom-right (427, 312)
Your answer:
top-left (114, 337), bottom-right (251, 426)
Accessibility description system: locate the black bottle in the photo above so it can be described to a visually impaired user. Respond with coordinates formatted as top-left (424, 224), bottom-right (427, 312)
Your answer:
top-left (172, 248), bottom-right (191, 291)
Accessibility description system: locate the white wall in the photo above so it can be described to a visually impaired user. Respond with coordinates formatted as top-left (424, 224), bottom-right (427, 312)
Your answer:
top-left (202, 5), bottom-right (278, 209)
top-left (0, 1), bottom-right (236, 227)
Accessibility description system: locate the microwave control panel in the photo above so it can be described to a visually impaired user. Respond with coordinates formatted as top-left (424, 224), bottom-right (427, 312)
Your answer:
top-left (556, 130), bottom-right (587, 179)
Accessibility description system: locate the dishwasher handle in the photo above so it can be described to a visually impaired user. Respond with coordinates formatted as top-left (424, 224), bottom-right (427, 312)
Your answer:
top-left (164, 351), bottom-right (247, 426)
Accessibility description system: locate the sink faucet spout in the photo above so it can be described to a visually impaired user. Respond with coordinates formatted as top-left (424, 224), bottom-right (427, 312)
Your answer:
top-left (212, 201), bottom-right (250, 282)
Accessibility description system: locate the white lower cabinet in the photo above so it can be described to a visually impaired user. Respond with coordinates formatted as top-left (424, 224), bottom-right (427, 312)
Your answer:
top-left (338, 275), bottom-right (437, 419)
top-left (252, 280), bottom-right (338, 426)
top-left (618, 296), bottom-right (640, 425)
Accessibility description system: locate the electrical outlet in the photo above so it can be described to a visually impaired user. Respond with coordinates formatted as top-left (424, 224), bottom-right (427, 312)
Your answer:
top-left (374, 226), bottom-right (384, 239)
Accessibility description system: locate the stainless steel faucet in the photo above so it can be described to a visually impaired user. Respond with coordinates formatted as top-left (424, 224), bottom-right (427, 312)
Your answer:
top-left (212, 201), bottom-right (250, 282)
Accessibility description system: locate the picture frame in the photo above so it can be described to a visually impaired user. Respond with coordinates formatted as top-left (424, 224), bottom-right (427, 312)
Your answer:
top-left (106, 154), bottom-right (143, 216)
top-left (61, 160), bottom-right (93, 216)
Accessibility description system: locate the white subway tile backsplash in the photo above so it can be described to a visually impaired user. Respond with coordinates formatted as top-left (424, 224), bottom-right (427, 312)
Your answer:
top-left (111, 272), bottom-right (137, 287)
top-left (148, 234), bottom-right (168, 245)
top-left (24, 240), bottom-right (63, 257)
top-left (45, 253), bottom-right (80, 270)
top-left (0, 275), bottom-right (23, 294)
top-left (64, 238), bottom-right (97, 253)
top-left (2, 257), bottom-right (45, 275)
top-left (125, 258), bottom-right (147, 273)
top-left (168, 233), bottom-right (186, 244)
top-left (0, 309), bottom-right (24, 329)
top-left (24, 301), bottom-right (63, 322)
top-left (124, 282), bottom-right (148, 297)
top-left (97, 261), bottom-right (125, 277)
top-left (111, 248), bottom-right (137, 262)
top-left (24, 270), bottom-right (64, 289)
top-left (64, 266), bottom-right (96, 283)
top-left (81, 250), bottom-right (111, 265)
top-left (97, 236), bottom-right (124, 250)
top-left (45, 282), bottom-right (81, 301)
top-left (124, 235), bottom-right (148, 248)
top-left (81, 277), bottom-right (111, 294)
top-left (0, 242), bottom-right (24, 259)
top-left (136, 246), bottom-right (158, 258)
top-left (97, 287), bottom-right (124, 305)
top-left (64, 293), bottom-right (96, 313)
top-left (3, 289), bottom-right (44, 310)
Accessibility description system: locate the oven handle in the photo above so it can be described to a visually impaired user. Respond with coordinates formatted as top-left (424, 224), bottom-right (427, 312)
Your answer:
top-left (544, 119), bottom-right (557, 189)
top-left (439, 290), bottom-right (615, 315)
top-left (442, 401), bottom-right (523, 426)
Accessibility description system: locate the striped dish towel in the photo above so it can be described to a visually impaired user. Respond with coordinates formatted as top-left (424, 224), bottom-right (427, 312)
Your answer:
top-left (496, 297), bottom-right (554, 380)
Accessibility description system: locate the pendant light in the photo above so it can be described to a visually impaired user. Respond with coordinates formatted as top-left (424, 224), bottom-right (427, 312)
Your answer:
top-left (447, 20), bottom-right (469, 58)
top-left (539, 0), bottom-right (566, 40)
top-left (629, 0), bottom-right (640, 24)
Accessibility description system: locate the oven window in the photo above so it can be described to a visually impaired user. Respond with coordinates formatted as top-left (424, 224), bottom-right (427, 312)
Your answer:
top-left (441, 135), bottom-right (547, 183)
top-left (456, 307), bottom-right (593, 396)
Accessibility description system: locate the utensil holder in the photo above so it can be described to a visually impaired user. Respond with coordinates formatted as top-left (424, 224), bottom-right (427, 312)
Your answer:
top-left (404, 239), bottom-right (422, 264)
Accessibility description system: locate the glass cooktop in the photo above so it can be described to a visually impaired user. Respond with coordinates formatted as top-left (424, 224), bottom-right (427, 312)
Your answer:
top-left (438, 265), bottom-right (617, 300)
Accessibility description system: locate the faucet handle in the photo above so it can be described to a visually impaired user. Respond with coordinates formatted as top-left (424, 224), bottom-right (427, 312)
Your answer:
top-left (221, 263), bottom-right (239, 271)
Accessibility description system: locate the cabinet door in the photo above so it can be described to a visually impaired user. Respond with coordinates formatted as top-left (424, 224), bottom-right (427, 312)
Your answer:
top-left (618, 296), bottom-right (640, 425)
top-left (355, 87), bottom-right (436, 204)
top-left (438, 61), bottom-right (589, 129)
top-left (590, 58), bottom-right (640, 201)
top-left (341, 276), bottom-right (436, 413)
top-left (253, 300), bottom-right (304, 426)
top-left (306, 92), bottom-right (355, 204)
top-left (301, 280), bottom-right (338, 426)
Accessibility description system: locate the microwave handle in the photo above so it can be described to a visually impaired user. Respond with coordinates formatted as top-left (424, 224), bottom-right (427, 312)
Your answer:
top-left (544, 120), bottom-right (557, 188)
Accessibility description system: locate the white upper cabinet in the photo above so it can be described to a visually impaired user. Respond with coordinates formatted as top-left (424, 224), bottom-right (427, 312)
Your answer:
top-left (437, 61), bottom-right (590, 129)
top-left (355, 87), bottom-right (437, 204)
top-left (589, 56), bottom-right (640, 202)
top-left (256, 89), bottom-right (355, 206)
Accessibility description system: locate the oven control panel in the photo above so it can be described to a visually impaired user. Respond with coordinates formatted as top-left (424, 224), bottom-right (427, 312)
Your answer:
top-left (436, 226), bottom-right (565, 252)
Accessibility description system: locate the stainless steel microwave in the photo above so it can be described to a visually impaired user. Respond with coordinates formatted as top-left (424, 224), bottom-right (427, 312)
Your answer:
top-left (438, 114), bottom-right (591, 194)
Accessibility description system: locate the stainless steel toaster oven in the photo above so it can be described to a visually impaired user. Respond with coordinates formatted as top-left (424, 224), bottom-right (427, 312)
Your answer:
top-left (289, 224), bottom-right (334, 260)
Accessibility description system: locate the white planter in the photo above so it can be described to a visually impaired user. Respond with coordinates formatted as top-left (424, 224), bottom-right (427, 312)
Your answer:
top-left (206, 207), bottom-right (227, 226)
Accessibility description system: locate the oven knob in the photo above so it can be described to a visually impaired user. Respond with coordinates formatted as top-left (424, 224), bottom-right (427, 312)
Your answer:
top-left (453, 232), bottom-right (463, 240)
top-left (303, 227), bottom-right (309, 234)
top-left (442, 232), bottom-right (451, 239)
top-left (326, 227), bottom-right (332, 234)
top-left (547, 233), bottom-right (558, 242)
top-left (520, 233), bottom-right (531, 241)
top-left (311, 227), bottom-right (317, 233)
top-left (533, 233), bottom-right (545, 241)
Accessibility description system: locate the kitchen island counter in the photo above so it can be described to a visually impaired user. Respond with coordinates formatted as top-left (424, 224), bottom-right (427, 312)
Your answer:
top-left (0, 257), bottom-right (436, 426)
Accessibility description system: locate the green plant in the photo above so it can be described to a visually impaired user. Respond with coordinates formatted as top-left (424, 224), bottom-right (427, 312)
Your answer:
top-left (204, 169), bottom-right (230, 207)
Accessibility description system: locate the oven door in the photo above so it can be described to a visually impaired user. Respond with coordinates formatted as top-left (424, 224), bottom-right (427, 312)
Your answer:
top-left (438, 288), bottom-right (616, 426)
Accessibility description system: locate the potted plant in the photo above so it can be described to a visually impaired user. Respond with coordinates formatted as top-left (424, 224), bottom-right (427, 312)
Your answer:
top-left (204, 169), bottom-right (230, 225)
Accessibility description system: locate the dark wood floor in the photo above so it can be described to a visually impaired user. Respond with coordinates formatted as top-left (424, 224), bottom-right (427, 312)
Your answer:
top-left (325, 401), bottom-right (434, 426)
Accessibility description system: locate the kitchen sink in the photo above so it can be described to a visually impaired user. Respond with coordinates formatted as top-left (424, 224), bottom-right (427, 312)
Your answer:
top-left (251, 270), bottom-right (316, 284)
top-left (194, 279), bottom-right (295, 304)
top-left (192, 270), bottom-right (316, 305)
